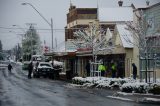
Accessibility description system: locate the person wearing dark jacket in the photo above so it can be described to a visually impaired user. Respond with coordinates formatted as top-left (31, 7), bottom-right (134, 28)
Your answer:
top-left (85, 62), bottom-right (90, 77)
top-left (28, 61), bottom-right (33, 79)
top-left (132, 63), bottom-right (137, 80)
top-left (111, 63), bottom-right (116, 78)
top-left (8, 63), bottom-right (13, 73)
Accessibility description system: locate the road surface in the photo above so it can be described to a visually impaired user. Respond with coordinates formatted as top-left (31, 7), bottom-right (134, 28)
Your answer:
top-left (0, 64), bottom-right (158, 106)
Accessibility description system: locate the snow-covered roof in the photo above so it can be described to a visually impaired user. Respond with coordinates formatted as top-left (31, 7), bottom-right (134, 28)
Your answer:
top-left (116, 24), bottom-right (133, 48)
top-left (134, 5), bottom-right (147, 9)
top-left (99, 7), bottom-right (133, 22)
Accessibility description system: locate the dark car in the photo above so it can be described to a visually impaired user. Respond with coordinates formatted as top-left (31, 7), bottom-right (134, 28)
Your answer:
top-left (33, 62), bottom-right (54, 79)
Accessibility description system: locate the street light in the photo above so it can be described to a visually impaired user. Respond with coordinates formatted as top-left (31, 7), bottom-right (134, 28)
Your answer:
top-left (21, 2), bottom-right (54, 51)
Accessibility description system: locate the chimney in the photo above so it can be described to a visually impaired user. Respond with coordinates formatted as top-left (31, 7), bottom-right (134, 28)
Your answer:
top-left (118, 0), bottom-right (123, 7)
top-left (69, 5), bottom-right (76, 11)
top-left (146, 0), bottom-right (150, 6)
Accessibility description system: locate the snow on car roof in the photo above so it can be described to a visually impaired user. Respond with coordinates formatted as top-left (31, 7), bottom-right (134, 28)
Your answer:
top-left (39, 62), bottom-right (51, 64)
top-left (39, 62), bottom-right (52, 67)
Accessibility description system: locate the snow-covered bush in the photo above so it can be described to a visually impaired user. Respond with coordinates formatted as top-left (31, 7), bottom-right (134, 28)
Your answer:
top-left (121, 82), bottom-right (149, 93)
top-left (72, 77), bottom-right (136, 89)
top-left (72, 77), bottom-right (89, 85)
top-left (72, 77), bottom-right (96, 85)
top-left (72, 77), bottom-right (160, 95)
top-left (121, 86), bottom-right (133, 93)
top-left (148, 84), bottom-right (160, 95)
top-left (134, 83), bottom-right (149, 93)
top-left (95, 78), bottom-right (111, 89)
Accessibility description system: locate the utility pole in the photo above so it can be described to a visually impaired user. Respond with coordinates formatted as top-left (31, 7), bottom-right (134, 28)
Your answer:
top-left (51, 18), bottom-right (54, 51)
top-left (22, 3), bottom-right (54, 52)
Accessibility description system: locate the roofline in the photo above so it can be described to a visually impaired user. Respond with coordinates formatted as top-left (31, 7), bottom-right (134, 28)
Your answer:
top-left (133, 2), bottom-right (160, 11)
top-left (148, 2), bottom-right (160, 9)
top-left (133, 7), bottom-right (148, 12)
top-left (76, 8), bottom-right (97, 9)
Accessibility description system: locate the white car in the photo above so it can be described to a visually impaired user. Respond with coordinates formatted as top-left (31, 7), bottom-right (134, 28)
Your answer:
top-left (33, 62), bottom-right (54, 79)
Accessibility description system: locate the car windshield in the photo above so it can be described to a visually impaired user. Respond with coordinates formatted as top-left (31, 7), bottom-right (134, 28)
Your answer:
top-left (40, 63), bottom-right (51, 67)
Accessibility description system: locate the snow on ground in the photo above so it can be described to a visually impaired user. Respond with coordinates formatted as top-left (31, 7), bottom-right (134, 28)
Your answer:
top-left (117, 91), bottom-right (160, 97)
top-left (65, 83), bottom-right (86, 89)
top-left (117, 92), bottom-right (134, 96)
top-left (73, 77), bottom-right (160, 86)
top-left (107, 96), bottom-right (134, 102)
top-left (73, 77), bottom-right (138, 86)
top-left (121, 82), bottom-right (149, 90)
top-left (144, 98), bottom-right (160, 102)
top-left (72, 77), bottom-right (160, 94)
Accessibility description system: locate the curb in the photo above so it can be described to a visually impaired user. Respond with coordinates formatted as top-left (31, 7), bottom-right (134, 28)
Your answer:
top-left (106, 95), bottom-right (134, 102)
top-left (137, 97), bottom-right (160, 104)
top-left (111, 92), bottom-right (160, 104)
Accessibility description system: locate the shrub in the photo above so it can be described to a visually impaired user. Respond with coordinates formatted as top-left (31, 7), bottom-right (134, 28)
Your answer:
top-left (134, 85), bottom-right (148, 93)
top-left (109, 81), bottom-right (115, 85)
top-left (121, 86), bottom-right (133, 93)
top-left (149, 84), bottom-right (160, 95)
top-left (119, 80), bottom-right (127, 85)
top-left (121, 82), bottom-right (149, 93)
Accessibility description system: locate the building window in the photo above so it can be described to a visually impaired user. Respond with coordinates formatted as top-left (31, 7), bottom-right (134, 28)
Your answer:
top-left (147, 17), bottom-right (154, 29)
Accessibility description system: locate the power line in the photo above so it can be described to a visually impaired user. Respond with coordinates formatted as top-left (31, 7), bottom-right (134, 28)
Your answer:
top-left (0, 31), bottom-right (65, 34)
top-left (0, 26), bottom-right (85, 30)
top-left (0, 26), bottom-right (64, 30)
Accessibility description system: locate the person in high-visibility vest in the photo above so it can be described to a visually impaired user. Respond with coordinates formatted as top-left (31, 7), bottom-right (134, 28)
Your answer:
top-left (98, 64), bottom-right (106, 76)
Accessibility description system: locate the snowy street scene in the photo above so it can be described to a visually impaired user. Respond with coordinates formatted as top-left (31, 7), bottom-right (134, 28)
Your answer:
top-left (0, 64), bottom-right (160, 106)
top-left (0, 0), bottom-right (160, 106)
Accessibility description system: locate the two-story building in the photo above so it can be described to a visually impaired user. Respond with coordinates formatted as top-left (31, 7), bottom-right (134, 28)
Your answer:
top-left (63, 1), bottom-right (140, 78)
top-left (132, 1), bottom-right (160, 81)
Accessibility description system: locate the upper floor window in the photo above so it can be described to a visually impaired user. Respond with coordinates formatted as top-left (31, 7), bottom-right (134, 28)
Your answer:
top-left (147, 17), bottom-right (154, 29)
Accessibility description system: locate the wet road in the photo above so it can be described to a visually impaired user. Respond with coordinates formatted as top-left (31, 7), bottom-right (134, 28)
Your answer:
top-left (0, 65), bottom-right (158, 106)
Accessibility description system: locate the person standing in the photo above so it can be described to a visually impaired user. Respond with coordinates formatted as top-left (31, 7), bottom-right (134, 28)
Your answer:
top-left (85, 62), bottom-right (90, 77)
top-left (132, 63), bottom-right (137, 80)
top-left (35, 61), bottom-right (39, 71)
top-left (111, 63), bottom-right (116, 78)
top-left (98, 64), bottom-right (106, 77)
top-left (8, 63), bottom-right (13, 73)
top-left (28, 61), bottom-right (33, 79)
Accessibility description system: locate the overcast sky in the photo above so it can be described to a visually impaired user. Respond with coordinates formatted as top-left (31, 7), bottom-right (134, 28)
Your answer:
top-left (0, 0), bottom-right (159, 50)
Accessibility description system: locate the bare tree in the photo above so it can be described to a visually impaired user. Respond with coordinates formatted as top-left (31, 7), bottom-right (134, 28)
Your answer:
top-left (73, 22), bottom-right (114, 77)
top-left (125, 10), bottom-right (157, 83)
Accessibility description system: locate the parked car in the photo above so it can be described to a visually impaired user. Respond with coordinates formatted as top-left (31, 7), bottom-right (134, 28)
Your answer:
top-left (33, 62), bottom-right (54, 79)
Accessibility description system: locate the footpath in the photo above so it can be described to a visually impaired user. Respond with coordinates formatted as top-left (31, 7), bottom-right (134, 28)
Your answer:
top-left (111, 91), bottom-right (160, 104)
top-left (96, 88), bottom-right (160, 105)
